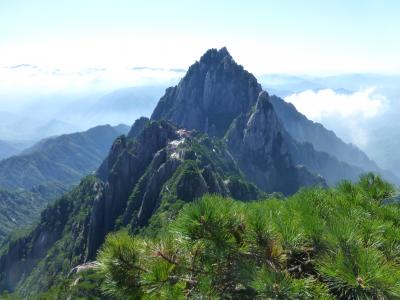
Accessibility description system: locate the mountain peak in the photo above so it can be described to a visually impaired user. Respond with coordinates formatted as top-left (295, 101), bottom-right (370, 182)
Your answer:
top-left (199, 47), bottom-right (233, 65)
top-left (152, 47), bottom-right (261, 137)
top-left (255, 91), bottom-right (272, 112)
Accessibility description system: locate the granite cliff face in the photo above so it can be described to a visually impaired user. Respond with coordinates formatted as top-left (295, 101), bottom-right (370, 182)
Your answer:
top-left (126, 116), bottom-right (150, 139)
top-left (87, 121), bottom-right (180, 258)
top-left (152, 47), bottom-right (262, 137)
top-left (225, 91), bottom-right (323, 194)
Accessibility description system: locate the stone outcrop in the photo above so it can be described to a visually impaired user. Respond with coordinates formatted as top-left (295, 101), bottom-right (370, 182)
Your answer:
top-left (87, 121), bottom-right (179, 258)
top-left (127, 116), bottom-right (150, 139)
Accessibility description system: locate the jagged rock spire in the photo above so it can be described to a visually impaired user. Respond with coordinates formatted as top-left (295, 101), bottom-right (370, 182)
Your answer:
top-left (198, 47), bottom-right (233, 65)
top-left (151, 47), bottom-right (261, 137)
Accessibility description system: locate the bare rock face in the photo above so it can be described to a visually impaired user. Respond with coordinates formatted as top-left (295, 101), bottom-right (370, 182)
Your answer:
top-left (127, 116), bottom-right (150, 139)
top-left (152, 47), bottom-right (262, 137)
top-left (225, 91), bottom-right (321, 194)
top-left (87, 121), bottom-right (179, 258)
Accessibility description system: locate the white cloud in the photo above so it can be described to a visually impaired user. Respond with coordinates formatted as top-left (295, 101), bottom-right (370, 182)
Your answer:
top-left (284, 88), bottom-right (388, 147)
top-left (284, 88), bottom-right (386, 121)
top-left (0, 65), bottom-right (184, 95)
top-left (0, 64), bottom-right (185, 113)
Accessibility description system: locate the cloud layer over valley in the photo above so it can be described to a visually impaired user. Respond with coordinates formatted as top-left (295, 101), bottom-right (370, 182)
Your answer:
top-left (284, 88), bottom-right (387, 147)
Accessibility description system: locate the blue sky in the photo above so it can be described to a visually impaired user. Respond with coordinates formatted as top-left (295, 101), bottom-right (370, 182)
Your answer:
top-left (0, 0), bottom-right (399, 74)
top-left (0, 1), bottom-right (399, 158)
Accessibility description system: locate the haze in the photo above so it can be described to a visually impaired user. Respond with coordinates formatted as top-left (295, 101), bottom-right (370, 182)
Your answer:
top-left (1, 0), bottom-right (400, 173)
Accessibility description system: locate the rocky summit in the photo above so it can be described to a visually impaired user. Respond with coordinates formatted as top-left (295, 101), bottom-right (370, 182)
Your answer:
top-left (152, 47), bottom-right (262, 137)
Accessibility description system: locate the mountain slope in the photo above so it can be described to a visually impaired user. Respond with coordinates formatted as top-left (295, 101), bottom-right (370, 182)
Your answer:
top-left (225, 91), bottom-right (323, 194)
top-left (0, 124), bottom-right (128, 244)
top-left (0, 140), bottom-right (18, 160)
top-left (0, 124), bottom-right (129, 190)
top-left (0, 183), bottom-right (67, 245)
top-left (269, 96), bottom-right (399, 184)
top-left (270, 95), bottom-right (378, 171)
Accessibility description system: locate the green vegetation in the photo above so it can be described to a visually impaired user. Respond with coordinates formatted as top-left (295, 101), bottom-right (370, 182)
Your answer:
top-left (0, 176), bottom-right (103, 297)
top-left (97, 174), bottom-right (400, 299)
top-left (0, 124), bottom-right (127, 252)
top-left (33, 270), bottom-right (110, 300)
top-left (0, 124), bottom-right (127, 190)
top-left (1, 270), bottom-right (111, 300)
top-left (0, 183), bottom-right (66, 246)
top-left (17, 176), bottom-right (103, 296)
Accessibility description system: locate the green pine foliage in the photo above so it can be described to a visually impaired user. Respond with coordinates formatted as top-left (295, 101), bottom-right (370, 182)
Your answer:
top-left (97, 174), bottom-right (400, 299)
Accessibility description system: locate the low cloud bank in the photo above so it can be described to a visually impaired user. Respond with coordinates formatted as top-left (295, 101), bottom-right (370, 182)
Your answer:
top-left (284, 88), bottom-right (387, 147)
top-left (0, 65), bottom-right (184, 96)
top-left (285, 88), bottom-right (386, 120)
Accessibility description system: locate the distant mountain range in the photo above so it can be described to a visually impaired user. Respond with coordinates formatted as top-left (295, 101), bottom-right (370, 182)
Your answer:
top-left (0, 124), bottom-right (129, 190)
top-left (259, 73), bottom-right (400, 97)
top-left (269, 96), bottom-right (398, 183)
top-left (0, 111), bottom-right (80, 142)
top-left (0, 86), bottom-right (167, 143)
top-left (0, 48), bottom-right (393, 296)
top-left (0, 140), bottom-right (18, 160)
top-left (0, 183), bottom-right (67, 245)
top-left (0, 124), bottom-right (129, 244)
